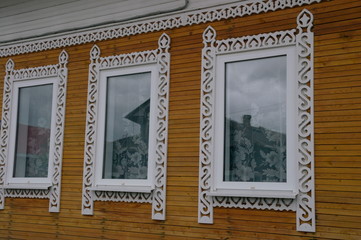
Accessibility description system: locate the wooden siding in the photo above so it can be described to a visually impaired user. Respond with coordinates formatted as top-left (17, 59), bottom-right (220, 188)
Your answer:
top-left (0, 0), bottom-right (361, 239)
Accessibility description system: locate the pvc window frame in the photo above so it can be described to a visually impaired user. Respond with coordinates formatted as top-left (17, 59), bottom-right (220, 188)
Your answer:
top-left (82, 33), bottom-right (170, 220)
top-left (6, 77), bottom-right (58, 186)
top-left (0, 50), bottom-right (68, 212)
top-left (94, 64), bottom-right (158, 191)
top-left (212, 46), bottom-right (298, 198)
top-left (198, 9), bottom-right (315, 232)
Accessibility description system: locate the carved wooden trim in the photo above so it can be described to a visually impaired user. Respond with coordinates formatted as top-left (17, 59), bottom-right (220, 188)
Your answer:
top-left (0, 50), bottom-right (68, 212)
top-left (82, 33), bottom-right (170, 220)
top-left (295, 9), bottom-right (315, 233)
top-left (199, 9), bottom-right (315, 232)
top-left (0, 0), bottom-right (321, 58)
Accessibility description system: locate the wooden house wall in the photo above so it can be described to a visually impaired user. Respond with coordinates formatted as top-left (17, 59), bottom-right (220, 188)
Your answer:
top-left (0, 0), bottom-right (360, 239)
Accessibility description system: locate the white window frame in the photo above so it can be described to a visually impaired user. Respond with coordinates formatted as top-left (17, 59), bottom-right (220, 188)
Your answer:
top-left (6, 78), bottom-right (58, 186)
top-left (82, 33), bottom-right (170, 221)
top-left (198, 9), bottom-right (315, 232)
top-left (212, 46), bottom-right (297, 198)
top-left (0, 50), bottom-right (68, 212)
top-left (94, 64), bottom-right (158, 190)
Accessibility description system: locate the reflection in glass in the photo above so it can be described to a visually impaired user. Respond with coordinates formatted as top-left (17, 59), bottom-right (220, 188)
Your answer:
top-left (103, 72), bottom-right (151, 180)
top-left (224, 56), bottom-right (287, 183)
top-left (13, 84), bottom-right (53, 178)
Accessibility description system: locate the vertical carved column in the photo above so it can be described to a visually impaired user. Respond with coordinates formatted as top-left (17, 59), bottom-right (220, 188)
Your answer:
top-left (296, 9), bottom-right (315, 232)
top-left (82, 45), bottom-right (100, 215)
top-left (49, 50), bottom-right (69, 212)
top-left (152, 33), bottom-right (171, 220)
top-left (0, 59), bottom-right (14, 210)
top-left (198, 26), bottom-right (216, 224)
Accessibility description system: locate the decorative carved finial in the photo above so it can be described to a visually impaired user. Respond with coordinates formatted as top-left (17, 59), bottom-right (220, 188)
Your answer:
top-left (158, 33), bottom-right (170, 51)
top-left (90, 45), bottom-right (101, 61)
top-left (297, 9), bottom-right (313, 32)
top-left (203, 26), bottom-right (216, 44)
top-left (6, 59), bottom-right (14, 72)
top-left (59, 50), bottom-right (68, 65)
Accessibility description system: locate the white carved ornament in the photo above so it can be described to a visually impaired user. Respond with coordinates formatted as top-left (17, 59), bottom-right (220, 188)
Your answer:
top-left (296, 9), bottom-right (315, 233)
top-left (82, 33), bottom-right (170, 220)
top-left (0, 0), bottom-right (321, 58)
top-left (4, 189), bottom-right (50, 199)
top-left (213, 197), bottom-right (296, 211)
top-left (94, 191), bottom-right (152, 203)
top-left (0, 50), bottom-right (68, 212)
top-left (198, 9), bottom-right (315, 232)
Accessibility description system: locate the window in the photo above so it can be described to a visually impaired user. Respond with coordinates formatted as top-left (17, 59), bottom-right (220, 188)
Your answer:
top-left (0, 50), bottom-right (68, 212)
top-left (8, 80), bottom-right (57, 185)
top-left (198, 9), bottom-right (315, 232)
top-left (82, 33), bottom-right (170, 220)
top-left (95, 65), bottom-right (157, 190)
top-left (213, 47), bottom-right (297, 197)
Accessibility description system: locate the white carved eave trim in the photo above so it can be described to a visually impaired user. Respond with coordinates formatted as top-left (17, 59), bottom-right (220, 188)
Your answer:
top-left (0, 50), bottom-right (68, 213)
top-left (198, 9), bottom-right (315, 232)
top-left (0, 0), bottom-right (322, 57)
top-left (82, 33), bottom-right (170, 221)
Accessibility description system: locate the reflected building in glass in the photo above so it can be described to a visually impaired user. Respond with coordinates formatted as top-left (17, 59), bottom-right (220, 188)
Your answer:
top-left (224, 114), bottom-right (286, 183)
top-left (223, 55), bottom-right (287, 184)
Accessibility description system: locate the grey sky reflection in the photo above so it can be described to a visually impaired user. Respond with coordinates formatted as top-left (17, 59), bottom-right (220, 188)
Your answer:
top-left (18, 84), bottom-right (53, 128)
top-left (225, 55), bottom-right (287, 133)
top-left (105, 72), bottom-right (151, 141)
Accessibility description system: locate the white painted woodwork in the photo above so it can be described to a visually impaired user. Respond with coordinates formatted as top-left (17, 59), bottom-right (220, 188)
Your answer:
top-left (0, 0), bottom-right (187, 42)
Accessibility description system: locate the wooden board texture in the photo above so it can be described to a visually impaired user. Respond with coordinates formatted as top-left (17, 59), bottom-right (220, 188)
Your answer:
top-left (0, 0), bottom-right (360, 239)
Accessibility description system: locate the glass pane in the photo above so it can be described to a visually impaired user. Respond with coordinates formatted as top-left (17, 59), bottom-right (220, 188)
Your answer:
top-left (103, 72), bottom-right (151, 180)
top-left (13, 84), bottom-right (53, 178)
top-left (224, 55), bottom-right (287, 183)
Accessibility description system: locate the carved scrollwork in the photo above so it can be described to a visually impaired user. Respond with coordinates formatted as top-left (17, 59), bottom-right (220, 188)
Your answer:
top-left (199, 10), bottom-right (315, 232)
top-left (82, 45), bottom-right (100, 215)
top-left (49, 50), bottom-right (68, 212)
top-left (296, 9), bottom-right (315, 233)
top-left (0, 50), bottom-right (68, 212)
top-left (198, 26), bottom-right (216, 224)
top-left (82, 33), bottom-right (170, 220)
top-left (0, 59), bottom-right (14, 209)
top-left (0, 0), bottom-right (321, 58)
top-left (152, 33), bottom-right (170, 220)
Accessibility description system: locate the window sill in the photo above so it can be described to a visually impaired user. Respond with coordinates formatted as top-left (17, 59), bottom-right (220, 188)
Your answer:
top-left (90, 185), bottom-right (154, 193)
top-left (3, 183), bottom-right (52, 190)
top-left (208, 189), bottom-right (298, 199)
